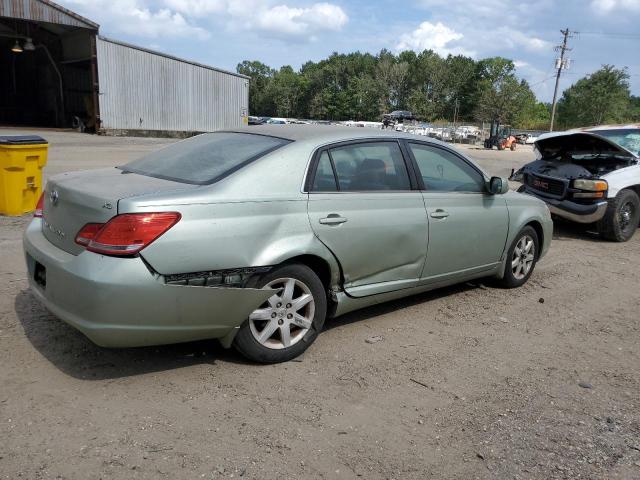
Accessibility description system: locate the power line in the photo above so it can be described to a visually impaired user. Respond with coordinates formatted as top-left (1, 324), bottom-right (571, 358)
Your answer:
top-left (550, 28), bottom-right (572, 132)
top-left (576, 31), bottom-right (640, 39)
top-left (529, 75), bottom-right (557, 87)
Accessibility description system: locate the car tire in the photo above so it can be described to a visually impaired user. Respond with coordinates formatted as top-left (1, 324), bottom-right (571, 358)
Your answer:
top-left (233, 264), bottom-right (327, 363)
top-left (510, 143), bottom-right (516, 151)
top-left (597, 189), bottom-right (640, 242)
top-left (497, 226), bottom-right (539, 288)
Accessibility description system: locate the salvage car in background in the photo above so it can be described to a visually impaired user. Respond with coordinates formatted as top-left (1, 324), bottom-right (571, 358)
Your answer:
top-left (24, 126), bottom-right (552, 363)
top-left (512, 125), bottom-right (640, 242)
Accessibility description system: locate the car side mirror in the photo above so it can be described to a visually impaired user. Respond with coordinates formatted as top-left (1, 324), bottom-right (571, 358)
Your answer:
top-left (488, 176), bottom-right (509, 195)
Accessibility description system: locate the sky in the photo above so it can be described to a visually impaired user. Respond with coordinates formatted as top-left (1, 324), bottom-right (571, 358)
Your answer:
top-left (59, 0), bottom-right (640, 102)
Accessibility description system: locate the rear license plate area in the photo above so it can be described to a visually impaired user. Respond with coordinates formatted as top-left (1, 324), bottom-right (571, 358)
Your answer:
top-left (34, 261), bottom-right (46, 289)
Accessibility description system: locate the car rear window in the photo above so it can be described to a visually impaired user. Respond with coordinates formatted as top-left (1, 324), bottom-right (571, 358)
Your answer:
top-left (119, 132), bottom-right (291, 185)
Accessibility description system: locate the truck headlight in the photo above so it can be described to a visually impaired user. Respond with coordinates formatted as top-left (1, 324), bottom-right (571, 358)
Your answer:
top-left (573, 179), bottom-right (607, 191)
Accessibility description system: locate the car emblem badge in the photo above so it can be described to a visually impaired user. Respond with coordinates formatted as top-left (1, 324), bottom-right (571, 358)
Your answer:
top-left (49, 190), bottom-right (59, 205)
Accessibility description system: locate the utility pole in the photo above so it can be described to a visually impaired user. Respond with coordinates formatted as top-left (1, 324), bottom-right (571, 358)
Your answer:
top-left (549, 28), bottom-right (572, 131)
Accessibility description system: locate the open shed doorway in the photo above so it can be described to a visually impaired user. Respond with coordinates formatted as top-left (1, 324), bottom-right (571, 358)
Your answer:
top-left (0, 17), bottom-right (98, 130)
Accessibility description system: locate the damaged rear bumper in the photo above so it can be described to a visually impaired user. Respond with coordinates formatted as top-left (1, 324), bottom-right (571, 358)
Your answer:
top-left (23, 219), bottom-right (274, 348)
top-left (519, 187), bottom-right (608, 223)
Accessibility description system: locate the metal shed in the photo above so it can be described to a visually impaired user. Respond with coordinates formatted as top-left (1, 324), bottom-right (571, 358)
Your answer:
top-left (1, 0), bottom-right (249, 135)
top-left (96, 37), bottom-right (249, 135)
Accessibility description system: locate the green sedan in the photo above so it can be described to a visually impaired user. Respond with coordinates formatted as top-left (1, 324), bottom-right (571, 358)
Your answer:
top-left (23, 125), bottom-right (552, 363)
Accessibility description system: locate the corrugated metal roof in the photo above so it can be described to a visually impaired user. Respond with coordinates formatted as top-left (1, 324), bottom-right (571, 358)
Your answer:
top-left (0, 0), bottom-right (99, 29)
top-left (98, 36), bottom-right (249, 80)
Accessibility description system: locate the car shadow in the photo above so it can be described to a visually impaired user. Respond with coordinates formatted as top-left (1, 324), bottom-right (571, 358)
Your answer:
top-left (551, 218), bottom-right (604, 242)
top-left (14, 289), bottom-right (252, 380)
top-left (16, 281), bottom-right (484, 379)
top-left (324, 282), bottom-right (475, 331)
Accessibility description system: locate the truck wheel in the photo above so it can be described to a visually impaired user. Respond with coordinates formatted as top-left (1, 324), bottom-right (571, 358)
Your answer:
top-left (234, 264), bottom-right (327, 363)
top-left (597, 189), bottom-right (640, 242)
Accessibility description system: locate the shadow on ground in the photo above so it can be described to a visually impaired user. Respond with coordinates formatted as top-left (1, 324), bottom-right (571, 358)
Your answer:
top-left (14, 289), bottom-right (250, 380)
top-left (551, 218), bottom-right (605, 242)
top-left (15, 281), bottom-right (481, 380)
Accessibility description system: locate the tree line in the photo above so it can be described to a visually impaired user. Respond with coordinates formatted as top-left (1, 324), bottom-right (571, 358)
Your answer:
top-left (237, 50), bottom-right (639, 130)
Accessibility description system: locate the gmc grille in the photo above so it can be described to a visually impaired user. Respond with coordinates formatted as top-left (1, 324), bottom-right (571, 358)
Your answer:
top-left (526, 173), bottom-right (566, 197)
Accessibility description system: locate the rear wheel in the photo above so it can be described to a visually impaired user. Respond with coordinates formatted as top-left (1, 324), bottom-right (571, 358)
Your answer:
top-left (233, 264), bottom-right (327, 363)
top-left (497, 226), bottom-right (539, 288)
top-left (597, 189), bottom-right (640, 242)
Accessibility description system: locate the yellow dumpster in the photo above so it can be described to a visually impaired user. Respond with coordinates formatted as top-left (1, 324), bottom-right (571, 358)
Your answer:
top-left (0, 135), bottom-right (48, 216)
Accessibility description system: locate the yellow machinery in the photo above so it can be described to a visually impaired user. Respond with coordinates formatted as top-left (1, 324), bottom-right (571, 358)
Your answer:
top-left (0, 136), bottom-right (48, 216)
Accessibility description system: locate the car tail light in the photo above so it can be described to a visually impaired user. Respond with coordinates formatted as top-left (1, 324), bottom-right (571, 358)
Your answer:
top-left (34, 192), bottom-right (45, 217)
top-left (75, 223), bottom-right (104, 247)
top-left (81, 212), bottom-right (181, 256)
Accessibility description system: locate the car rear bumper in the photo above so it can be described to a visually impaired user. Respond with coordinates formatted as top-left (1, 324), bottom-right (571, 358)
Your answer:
top-left (519, 188), bottom-right (608, 224)
top-left (23, 219), bottom-right (273, 348)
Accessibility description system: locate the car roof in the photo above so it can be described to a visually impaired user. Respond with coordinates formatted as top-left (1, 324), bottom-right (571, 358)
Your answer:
top-left (571, 123), bottom-right (640, 132)
top-left (223, 124), bottom-right (448, 146)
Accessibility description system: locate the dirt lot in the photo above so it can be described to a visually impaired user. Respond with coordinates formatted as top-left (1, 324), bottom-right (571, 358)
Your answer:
top-left (1, 129), bottom-right (639, 480)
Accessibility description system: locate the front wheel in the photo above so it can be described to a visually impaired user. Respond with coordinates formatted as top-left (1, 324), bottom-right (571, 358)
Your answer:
top-left (233, 264), bottom-right (327, 363)
top-left (597, 189), bottom-right (640, 242)
top-left (497, 226), bottom-right (539, 288)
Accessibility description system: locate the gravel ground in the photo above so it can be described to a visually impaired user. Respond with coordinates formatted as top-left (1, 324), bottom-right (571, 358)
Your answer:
top-left (1, 129), bottom-right (639, 480)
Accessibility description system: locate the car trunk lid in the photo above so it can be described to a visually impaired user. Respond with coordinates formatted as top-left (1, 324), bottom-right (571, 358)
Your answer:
top-left (42, 167), bottom-right (198, 255)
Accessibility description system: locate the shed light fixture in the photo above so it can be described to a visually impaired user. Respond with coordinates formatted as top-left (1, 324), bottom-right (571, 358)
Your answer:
top-left (11, 40), bottom-right (23, 53)
top-left (23, 38), bottom-right (35, 51)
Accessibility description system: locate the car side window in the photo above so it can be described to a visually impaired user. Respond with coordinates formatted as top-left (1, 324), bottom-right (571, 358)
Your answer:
top-left (328, 142), bottom-right (411, 191)
top-left (409, 143), bottom-right (486, 193)
top-left (311, 151), bottom-right (338, 191)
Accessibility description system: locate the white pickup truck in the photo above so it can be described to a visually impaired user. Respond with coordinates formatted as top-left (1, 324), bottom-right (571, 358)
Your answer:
top-left (511, 124), bottom-right (640, 242)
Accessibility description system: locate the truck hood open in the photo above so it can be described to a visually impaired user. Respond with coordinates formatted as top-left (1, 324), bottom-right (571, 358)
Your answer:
top-left (534, 131), bottom-right (639, 160)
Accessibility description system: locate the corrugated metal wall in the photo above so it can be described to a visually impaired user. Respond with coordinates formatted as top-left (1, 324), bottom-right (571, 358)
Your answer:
top-left (0, 0), bottom-right (98, 29)
top-left (96, 37), bottom-right (249, 132)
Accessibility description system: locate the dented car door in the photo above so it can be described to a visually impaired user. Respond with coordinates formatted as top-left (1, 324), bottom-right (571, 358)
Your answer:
top-left (306, 140), bottom-right (428, 298)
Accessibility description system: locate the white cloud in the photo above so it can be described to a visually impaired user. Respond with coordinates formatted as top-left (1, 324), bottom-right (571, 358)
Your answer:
top-left (494, 27), bottom-right (551, 52)
top-left (396, 21), bottom-right (474, 56)
top-left (513, 60), bottom-right (529, 68)
top-left (62, 0), bottom-right (210, 39)
top-left (163, 0), bottom-right (227, 15)
top-left (590, 0), bottom-right (640, 13)
top-left (256, 3), bottom-right (348, 36)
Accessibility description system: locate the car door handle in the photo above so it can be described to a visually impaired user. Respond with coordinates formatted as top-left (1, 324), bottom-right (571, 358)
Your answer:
top-left (430, 209), bottom-right (449, 219)
top-left (319, 214), bottom-right (348, 225)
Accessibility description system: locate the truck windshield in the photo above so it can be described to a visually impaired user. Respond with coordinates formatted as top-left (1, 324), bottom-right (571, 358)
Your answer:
top-left (119, 132), bottom-right (291, 185)
top-left (590, 129), bottom-right (640, 156)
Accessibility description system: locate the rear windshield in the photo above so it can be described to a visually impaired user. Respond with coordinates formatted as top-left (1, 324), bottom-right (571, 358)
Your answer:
top-left (119, 132), bottom-right (290, 185)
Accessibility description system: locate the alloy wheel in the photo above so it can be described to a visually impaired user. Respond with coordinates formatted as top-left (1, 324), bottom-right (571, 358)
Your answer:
top-left (511, 234), bottom-right (535, 280)
top-left (249, 277), bottom-right (315, 350)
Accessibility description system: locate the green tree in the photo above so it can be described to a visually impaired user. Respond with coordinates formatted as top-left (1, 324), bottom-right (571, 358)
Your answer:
top-left (473, 57), bottom-right (538, 127)
top-left (236, 60), bottom-right (275, 116)
top-left (267, 66), bottom-right (308, 118)
top-left (556, 65), bottom-right (631, 128)
top-left (629, 96), bottom-right (640, 122)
